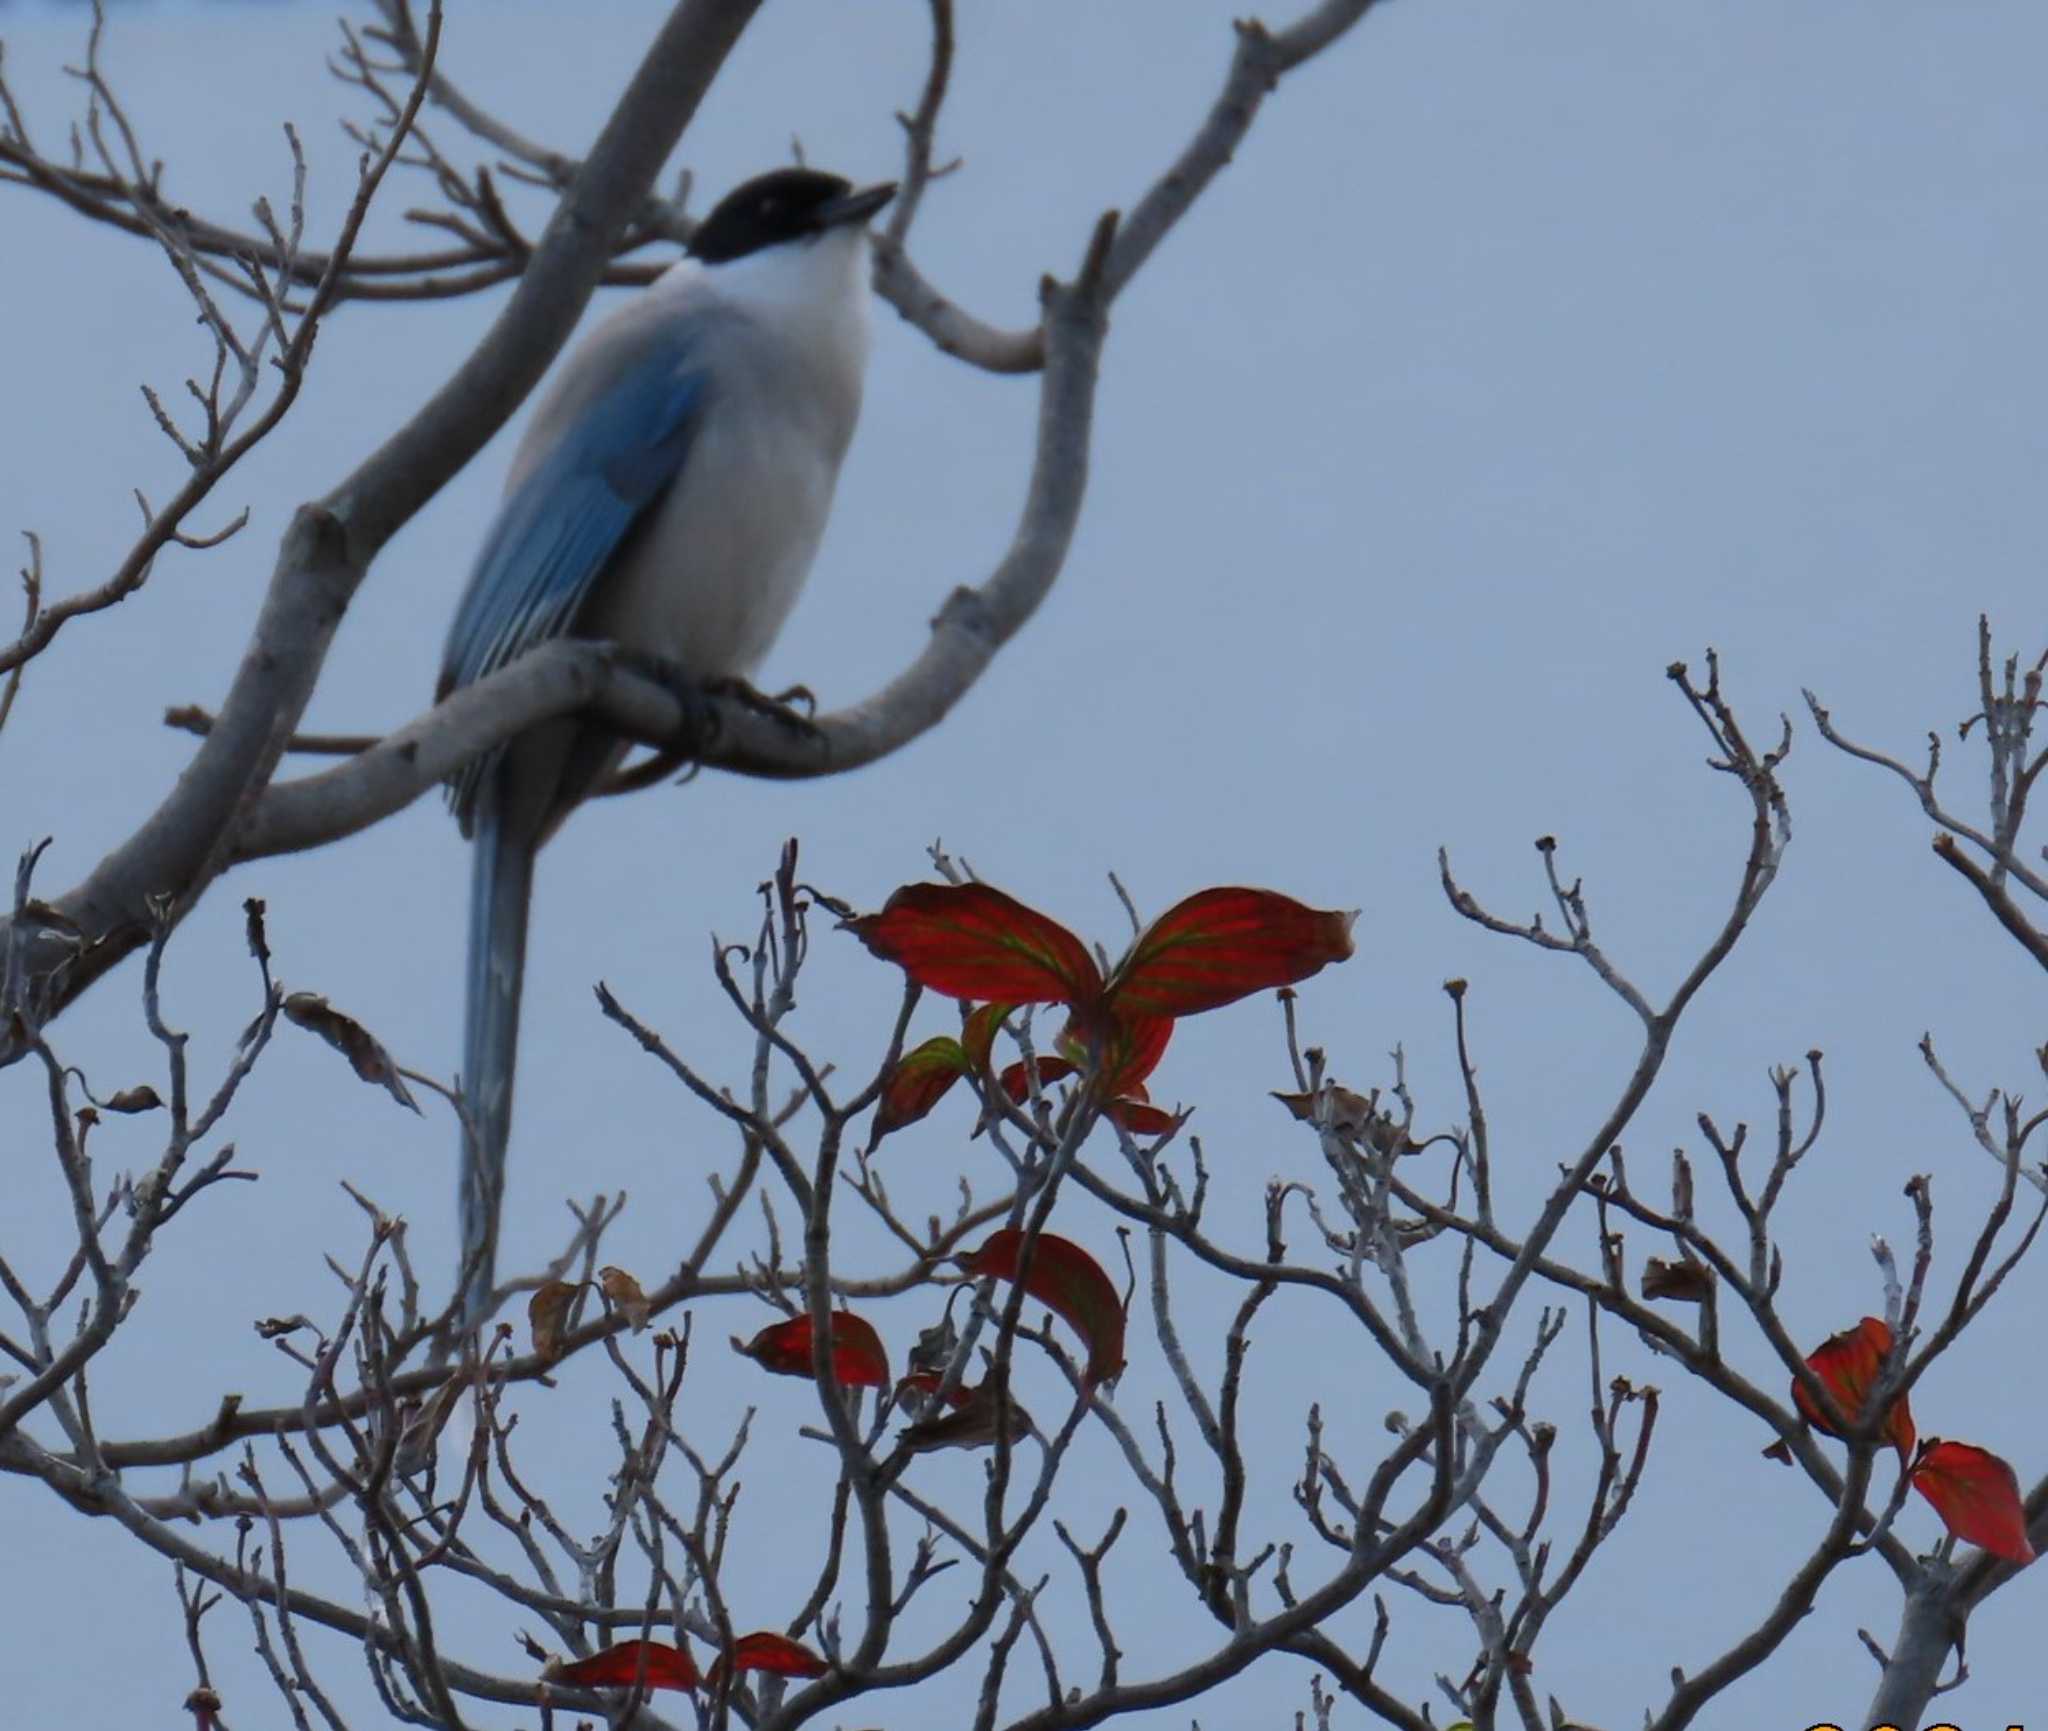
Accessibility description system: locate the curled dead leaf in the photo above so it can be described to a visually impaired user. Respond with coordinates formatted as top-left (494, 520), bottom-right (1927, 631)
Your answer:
top-left (1271, 1085), bottom-right (1374, 1135)
top-left (528, 1280), bottom-right (582, 1361)
top-left (899, 1379), bottom-right (1033, 1453)
top-left (598, 1266), bottom-right (651, 1331)
top-left (282, 992), bottom-right (419, 1113)
top-left (390, 1373), bottom-right (466, 1478)
top-left (1641, 1258), bottom-right (1714, 1303)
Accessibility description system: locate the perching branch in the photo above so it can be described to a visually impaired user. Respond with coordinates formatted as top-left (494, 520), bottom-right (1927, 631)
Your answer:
top-left (0, 0), bottom-right (766, 1051)
top-left (0, 0), bottom-right (1380, 1057)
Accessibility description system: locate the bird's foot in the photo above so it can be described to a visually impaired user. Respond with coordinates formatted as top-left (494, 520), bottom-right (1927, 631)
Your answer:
top-left (701, 676), bottom-right (823, 738)
top-left (617, 649), bottom-right (725, 756)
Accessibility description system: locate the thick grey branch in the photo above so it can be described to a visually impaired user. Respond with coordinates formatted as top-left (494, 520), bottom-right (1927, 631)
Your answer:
top-left (0, 0), bottom-right (764, 1048)
top-left (13, 0), bottom-right (1383, 1035)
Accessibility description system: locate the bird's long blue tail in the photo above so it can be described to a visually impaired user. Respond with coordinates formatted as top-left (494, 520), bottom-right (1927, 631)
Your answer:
top-left (458, 803), bottom-right (534, 1329)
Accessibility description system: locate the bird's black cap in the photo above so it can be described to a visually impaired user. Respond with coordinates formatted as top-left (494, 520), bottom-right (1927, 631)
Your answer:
top-left (688, 168), bottom-right (897, 264)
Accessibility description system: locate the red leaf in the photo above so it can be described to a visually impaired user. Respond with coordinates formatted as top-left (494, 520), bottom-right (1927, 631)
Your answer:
top-left (712, 1631), bottom-right (830, 1684)
top-left (1107, 1096), bottom-right (1177, 1136)
top-left (1099, 1013), bottom-right (1173, 1096)
top-left (1038, 1012), bottom-right (1171, 1095)
top-left (850, 884), bottom-right (1101, 1007)
top-left (873, 1036), bottom-right (970, 1141)
top-left (1911, 1440), bottom-right (2036, 1564)
top-left (551, 1639), bottom-right (700, 1693)
top-left (895, 1367), bottom-right (974, 1411)
top-left (998, 1055), bottom-right (1079, 1103)
top-left (963, 1229), bottom-right (1126, 1388)
top-left (1789, 1316), bottom-right (1916, 1462)
top-left (733, 1312), bottom-right (890, 1388)
top-left (1102, 888), bottom-right (1357, 1020)
top-left (961, 1002), bottom-right (1011, 1071)
top-left (1005, 1021), bottom-right (1172, 1126)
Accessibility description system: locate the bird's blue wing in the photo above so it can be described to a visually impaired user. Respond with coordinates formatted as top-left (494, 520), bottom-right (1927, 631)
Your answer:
top-left (443, 346), bottom-right (708, 696)
top-left (440, 332), bottom-right (708, 821)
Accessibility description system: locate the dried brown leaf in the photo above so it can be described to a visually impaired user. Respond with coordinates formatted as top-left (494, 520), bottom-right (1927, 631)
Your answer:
top-left (598, 1265), bottom-right (651, 1331)
top-left (1641, 1257), bottom-right (1714, 1303)
top-left (529, 1280), bottom-right (582, 1360)
top-left (282, 992), bottom-right (419, 1113)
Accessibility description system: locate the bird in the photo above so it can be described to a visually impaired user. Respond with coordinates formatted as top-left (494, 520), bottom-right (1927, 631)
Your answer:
top-left (437, 167), bottom-right (896, 1328)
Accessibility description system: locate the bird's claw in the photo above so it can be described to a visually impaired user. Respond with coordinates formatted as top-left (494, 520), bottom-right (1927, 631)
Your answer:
top-left (702, 676), bottom-right (824, 738)
top-left (617, 650), bottom-right (725, 755)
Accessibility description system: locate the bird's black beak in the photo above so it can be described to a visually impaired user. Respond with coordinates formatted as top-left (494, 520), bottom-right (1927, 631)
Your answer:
top-left (814, 181), bottom-right (897, 230)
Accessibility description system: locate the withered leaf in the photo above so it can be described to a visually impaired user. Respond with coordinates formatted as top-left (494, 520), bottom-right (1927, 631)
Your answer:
top-left (282, 993), bottom-right (419, 1114)
top-left (1641, 1257), bottom-right (1714, 1303)
top-left (599, 1266), bottom-right (651, 1332)
top-left (243, 897), bottom-right (271, 965)
top-left (899, 1379), bottom-right (1033, 1453)
top-left (528, 1280), bottom-right (582, 1360)
top-left (390, 1373), bottom-right (466, 1477)
top-left (1271, 1085), bottom-right (1375, 1135)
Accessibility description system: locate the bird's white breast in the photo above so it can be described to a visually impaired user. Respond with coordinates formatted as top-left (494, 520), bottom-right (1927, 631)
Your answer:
top-left (576, 225), bottom-right (874, 679)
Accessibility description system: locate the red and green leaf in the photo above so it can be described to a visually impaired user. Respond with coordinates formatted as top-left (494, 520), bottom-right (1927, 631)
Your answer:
top-left (1027, 1012), bottom-right (1171, 1098)
top-left (1102, 888), bottom-right (1357, 1020)
top-left (850, 884), bottom-right (1101, 1007)
top-left (1787, 1316), bottom-right (1916, 1461)
top-left (550, 1639), bottom-right (700, 1693)
top-left (998, 1054), bottom-right (1080, 1103)
top-left (732, 1312), bottom-right (890, 1388)
top-left (873, 1035), bottom-right (971, 1141)
top-left (997, 1055), bottom-right (1175, 1136)
top-left (710, 1631), bottom-right (831, 1685)
top-left (962, 1002), bottom-right (1012, 1070)
top-left (963, 1229), bottom-right (1126, 1388)
top-left (1098, 1012), bottom-right (1173, 1096)
top-left (1106, 1092), bottom-right (1178, 1137)
top-left (1911, 1440), bottom-right (2036, 1564)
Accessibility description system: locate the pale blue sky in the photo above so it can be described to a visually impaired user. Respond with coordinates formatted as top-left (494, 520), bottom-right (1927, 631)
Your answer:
top-left (3, 3), bottom-right (2044, 1726)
